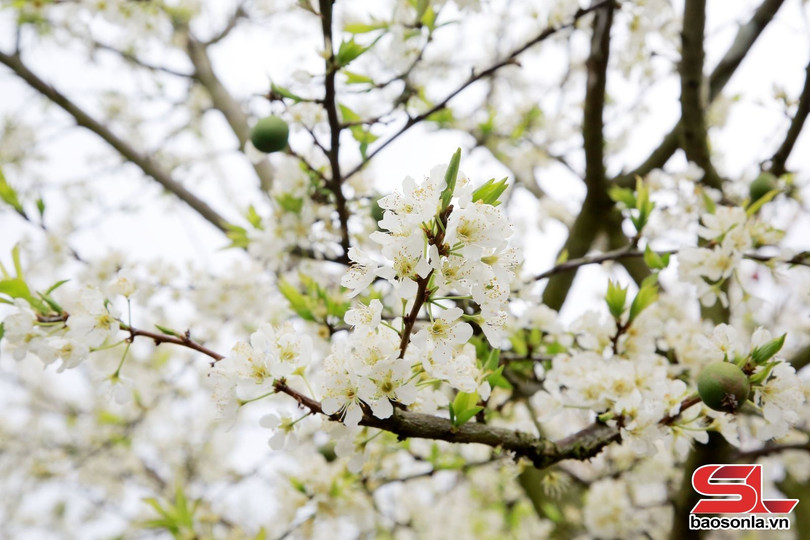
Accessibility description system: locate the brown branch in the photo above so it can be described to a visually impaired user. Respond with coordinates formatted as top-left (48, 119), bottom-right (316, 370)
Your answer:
top-left (769, 58), bottom-right (810, 177)
top-left (540, 197), bottom-right (605, 310)
top-left (542, 1), bottom-right (615, 310)
top-left (123, 324), bottom-right (225, 363)
top-left (399, 271), bottom-right (432, 358)
top-left (342, 0), bottom-right (617, 181)
top-left (203, 3), bottom-right (246, 46)
top-left (318, 0), bottom-right (351, 257)
top-left (679, 0), bottom-right (722, 189)
top-left (183, 33), bottom-right (276, 192)
top-left (583, 0), bottom-right (614, 196)
top-left (273, 379), bottom-right (616, 470)
top-left (535, 247), bottom-right (809, 282)
top-left (91, 41), bottom-right (193, 78)
top-left (613, 0), bottom-right (786, 188)
top-left (732, 441), bottom-right (810, 462)
top-left (0, 49), bottom-right (229, 232)
top-left (117, 323), bottom-right (714, 471)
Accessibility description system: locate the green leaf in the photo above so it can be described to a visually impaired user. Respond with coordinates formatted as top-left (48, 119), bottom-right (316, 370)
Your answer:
top-left (628, 282), bottom-right (658, 323)
top-left (472, 177), bottom-right (509, 206)
top-left (45, 279), bottom-right (69, 295)
top-left (0, 168), bottom-right (24, 216)
top-left (343, 70), bottom-right (374, 85)
top-left (278, 279), bottom-right (316, 321)
top-left (246, 205), bottom-right (263, 228)
top-left (745, 188), bottom-right (780, 217)
top-left (426, 107), bottom-right (454, 126)
top-left (348, 124), bottom-right (378, 146)
top-left (630, 177), bottom-right (655, 233)
top-left (643, 245), bottom-right (669, 270)
top-left (439, 148), bottom-right (462, 211)
top-left (748, 361), bottom-right (779, 385)
top-left (336, 38), bottom-right (370, 68)
top-left (343, 21), bottom-right (387, 34)
top-left (509, 332), bottom-right (528, 357)
top-left (451, 391), bottom-right (482, 427)
top-left (338, 104), bottom-right (361, 123)
top-left (751, 333), bottom-right (786, 365)
top-left (420, 4), bottom-right (437, 29)
top-left (0, 322), bottom-right (5, 341)
top-left (223, 223), bottom-right (249, 249)
top-left (483, 348), bottom-right (500, 372)
top-left (605, 280), bottom-right (628, 319)
top-left (487, 365), bottom-right (513, 389)
top-left (275, 194), bottom-right (303, 214)
top-left (36, 197), bottom-right (45, 218)
top-left (36, 291), bottom-right (63, 314)
top-left (12, 244), bottom-right (24, 279)
top-left (510, 105), bottom-right (542, 140)
top-left (701, 191), bottom-right (716, 214)
top-left (270, 83), bottom-right (304, 103)
top-left (454, 406), bottom-right (483, 426)
top-left (0, 277), bottom-right (31, 300)
top-left (608, 186), bottom-right (636, 208)
top-left (155, 324), bottom-right (180, 337)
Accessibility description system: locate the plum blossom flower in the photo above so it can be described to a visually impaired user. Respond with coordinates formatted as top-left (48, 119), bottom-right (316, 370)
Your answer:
top-left (65, 287), bottom-right (120, 348)
top-left (341, 246), bottom-right (381, 298)
top-left (411, 307), bottom-right (473, 363)
top-left (320, 370), bottom-right (376, 427)
top-left (260, 413), bottom-right (300, 450)
top-left (344, 299), bottom-right (383, 334)
top-left (753, 362), bottom-right (805, 440)
top-left (367, 358), bottom-right (418, 418)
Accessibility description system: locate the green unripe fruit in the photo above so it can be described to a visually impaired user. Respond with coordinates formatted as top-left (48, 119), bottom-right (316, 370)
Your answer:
top-left (749, 173), bottom-right (777, 203)
top-left (251, 115), bottom-right (289, 153)
top-left (697, 362), bottom-right (750, 413)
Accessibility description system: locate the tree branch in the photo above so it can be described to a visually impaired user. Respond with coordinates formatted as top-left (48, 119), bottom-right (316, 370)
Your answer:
top-left (535, 247), bottom-right (809, 281)
top-left (0, 49), bottom-right (229, 232)
top-left (769, 58), bottom-right (810, 177)
top-left (342, 0), bottom-right (617, 181)
top-left (184, 33), bottom-right (276, 192)
top-left (91, 40), bottom-right (193, 78)
top-left (318, 0), bottom-right (351, 256)
top-left (679, 0), bottom-right (722, 189)
top-left (123, 324), bottom-right (225, 363)
top-left (204, 3), bottom-right (246, 46)
top-left (613, 0), bottom-right (786, 188)
top-left (119, 322), bottom-right (711, 471)
top-left (583, 0), bottom-right (614, 196)
top-left (542, 0), bottom-right (615, 310)
top-left (732, 441), bottom-right (810, 462)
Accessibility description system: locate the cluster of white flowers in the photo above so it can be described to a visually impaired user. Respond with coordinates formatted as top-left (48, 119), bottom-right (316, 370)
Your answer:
top-left (538, 350), bottom-right (689, 454)
top-left (322, 164), bottom-right (519, 423)
top-left (248, 156), bottom-right (326, 269)
top-left (210, 322), bottom-right (313, 419)
top-left (677, 206), bottom-right (781, 307)
top-left (3, 287), bottom-right (120, 372)
top-left (342, 163), bottom-right (519, 340)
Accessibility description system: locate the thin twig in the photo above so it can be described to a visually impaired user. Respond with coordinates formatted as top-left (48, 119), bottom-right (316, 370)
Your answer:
top-left (342, 0), bottom-right (617, 180)
top-left (769, 59), bottom-right (810, 177)
top-left (613, 0), bottom-right (786, 188)
top-left (679, 0), bottom-right (722, 188)
top-left (0, 49), bottom-right (229, 232)
top-left (318, 0), bottom-right (351, 256)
